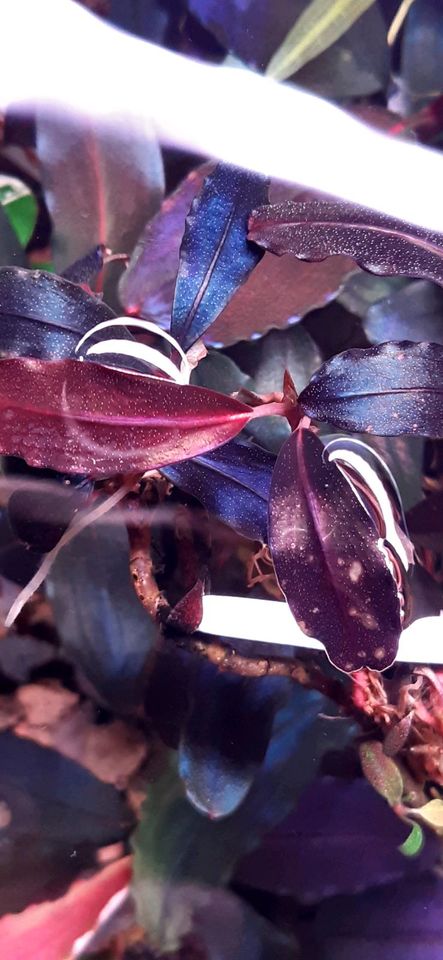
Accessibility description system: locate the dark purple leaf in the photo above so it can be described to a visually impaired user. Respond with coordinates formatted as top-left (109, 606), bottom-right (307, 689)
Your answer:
top-left (299, 341), bottom-right (443, 437)
top-left (307, 873), bottom-right (443, 960)
top-left (364, 281), bottom-right (443, 345)
top-left (0, 731), bottom-right (132, 915)
top-left (119, 163), bottom-right (213, 327)
top-left (119, 165), bottom-right (353, 346)
top-left (62, 244), bottom-right (107, 285)
top-left (7, 478), bottom-right (88, 552)
top-left (178, 664), bottom-right (279, 818)
top-left (172, 164), bottom-right (268, 350)
top-left (248, 199), bottom-right (443, 286)
top-left (186, 0), bottom-right (304, 70)
top-left (406, 490), bottom-right (443, 549)
top-left (269, 429), bottom-right (401, 672)
top-left (235, 776), bottom-right (439, 903)
top-left (0, 358), bottom-right (254, 476)
top-left (0, 266), bottom-right (132, 361)
top-left (162, 438), bottom-right (274, 542)
top-left (47, 519), bottom-right (158, 710)
top-left (37, 108), bottom-right (164, 273)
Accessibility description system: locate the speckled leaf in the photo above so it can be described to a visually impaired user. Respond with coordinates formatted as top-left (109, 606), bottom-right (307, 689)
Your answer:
top-left (62, 244), bottom-right (107, 285)
top-left (0, 358), bottom-right (254, 476)
top-left (248, 200), bottom-right (443, 286)
top-left (119, 163), bottom-right (213, 326)
top-left (119, 165), bottom-right (353, 346)
top-left (299, 341), bottom-right (443, 437)
top-left (364, 281), bottom-right (443, 346)
top-left (172, 164), bottom-right (268, 350)
top-left (359, 741), bottom-right (403, 806)
top-left (0, 266), bottom-right (132, 360)
top-left (269, 429), bottom-right (401, 672)
top-left (163, 438), bottom-right (274, 542)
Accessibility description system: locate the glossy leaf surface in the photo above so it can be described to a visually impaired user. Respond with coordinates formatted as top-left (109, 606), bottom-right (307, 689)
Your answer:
top-left (249, 199), bottom-right (443, 286)
top-left (0, 266), bottom-right (132, 360)
top-left (178, 664), bottom-right (280, 818)
top-left (119, 163), bottom-right (212, 327)
top-left (300, 341), bottom-right (443, 437)
top-left (269, 429), bottom-right (401, 672)
top-left (120, 165), bottom-right (353, 346)
top-left (47, 520), bottom-right (158, 710)
top-left (172, 164), bottom-right (268, 350)
top-left (37, 108), bottom-right (164, 273)
top-left (163, 438), bottom-right (274, 542)
top-left (0, 358), bottom-right (253, 476)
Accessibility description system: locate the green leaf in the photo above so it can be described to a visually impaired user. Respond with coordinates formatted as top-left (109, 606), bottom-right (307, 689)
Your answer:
top-left (359, 741), bottom-right (403, 807)
top-left (0, 176), bottom-right (37, 247)
top-left (413, 799), bottom-right (443, 835)
top-left (266, 0), bottom-right (377, 81)
top-left (399, 821), bottom-right (424, 857)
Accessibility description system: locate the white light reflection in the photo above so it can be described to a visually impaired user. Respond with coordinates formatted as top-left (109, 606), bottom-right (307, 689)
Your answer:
top-left (2, 0), bottom-right (443, 233)
top-left (200, 595), bottom-right (443, 666)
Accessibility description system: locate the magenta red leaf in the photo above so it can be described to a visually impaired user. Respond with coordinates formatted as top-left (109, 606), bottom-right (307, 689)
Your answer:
top-left (269, 428), bottom-right (402, 672)
top-left (0, 358), bottom-right (254, 477)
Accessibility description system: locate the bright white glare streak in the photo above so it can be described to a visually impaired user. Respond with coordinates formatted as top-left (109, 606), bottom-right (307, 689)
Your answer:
top-left (200, 595), bottom-right (443, 665)
top-left (2, 0), bottom-right (443, 233)
top-left (75, 317), bottom-right (191, 383)
top-left (326, 445), bottom-right (410, 571)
